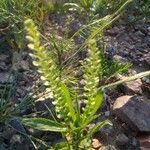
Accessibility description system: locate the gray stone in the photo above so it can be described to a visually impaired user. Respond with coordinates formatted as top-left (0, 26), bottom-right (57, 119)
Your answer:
top-left (105, 111), bottom-right (110, 117)
top-left (116, 133), bottom-right (129, 145)
top-left (113, 55), bottom-right (128, 64)
top-left (10, 134), bottom-right (22, 144)
top-left (0, 62), bottom-right (9, 71)
top-left (105, 26), bottom-right (121, 36)
top-left (132, 137), bottom-right (138, 147)
top-left (143, 36), bottom-right (150, 47)
top-left (120, 79), bottom-right (143, 94)
top-left (35, 99), bottom-right (53, 111)
top-left (27, 127), bottom-right (43, 137)
top-left (100, 145), bottom-right (116, 150)
top-left (135, 31), bottom-right (145, 37)
top-left (0, 54), bottom-right (10, 63)
top-left (113, 95), bottom-right (150, 132)
top-left (138, 135), bottom-right (150, 149)
top-left (142, 77), bottom-right (150, 84)
top-left (99, 124), bottom-right (114, 140)
top-left (142, 52), bottom-right (150, 66)
top-left (19, 60), bottom-right (30, 71)
top-left (0, 143), bottom-right (7, 150)
top-left (0, 73), bottom-right (14, 84)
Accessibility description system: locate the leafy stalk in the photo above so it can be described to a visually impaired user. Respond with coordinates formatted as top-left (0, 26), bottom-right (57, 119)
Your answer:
top-left (25, 19), bottom-right (75, 122)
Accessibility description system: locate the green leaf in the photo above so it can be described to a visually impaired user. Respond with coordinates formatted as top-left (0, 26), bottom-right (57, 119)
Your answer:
top-left (82, 90), bottom-right (103, 124)
top-left (77, 114), bottom-right (100, 131)
top-left (89, 90), bottom-right (103, 115)
top-left (54, 142), bottom-right (69, 150)
top-left (61, 83), bottom-right (76, 122)
top-left (22, 118), bottom-right (67, 132)
top-left (63, 3), bottom-right (83, 12)
top-left (85, 120), bottom-right (112, 139)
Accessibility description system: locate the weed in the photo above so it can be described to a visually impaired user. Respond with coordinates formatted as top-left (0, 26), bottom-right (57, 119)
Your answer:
top-left (0, 0), bottom-right (49, 50)
top-left (22, 19), bottom-right (150, 150)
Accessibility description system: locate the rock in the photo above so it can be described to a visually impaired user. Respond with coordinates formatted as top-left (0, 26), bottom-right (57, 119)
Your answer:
top-left (1, 127), bottom-right (15, 140)
top-left (135, 31), bottom-right (145, 37)
top-left (99, 124), bottom-right (114, 141)
top-left (131, 137), bottom-right (138, 147)
top-left (69, 20), bottom-right (80, 36)
top-left (116, 133), bottom-right (129, 146)
top-left (10, 134), bottom-right (22, 144)
top-left (143, 36), bottom-right (150, 47)
top-left (27, 127), bottom-right (43, 137)
top-left (142, 52), bottom-right (150, 66)
top-left (113, 55), bottom-right (128, 64)
top-left (141, 77), bottom-right (150, 93)
top-left (113, 95), bottom-right (150, 132)
top-left (105, 26), bottom-right (122, 36)
top-left (0, 73), bottom-right (14, 84)
top-left (104, 111), bottom-right (110, 117)
top-left (10, 134), bottom-right (31, 150)
top-left (140, 147), bottom-right (150, 150)
top-left (35, 99), bottom-right (53, 111)
top-left (0, 54), bottom-right (11, 71)
top-left (21, 52), bottom-right (29, 60)
top-left (0, 143), bottom-right (7, 150)
top-left (142, 77), bottom-right (150, 84)
top-left (0, 62), bottom-right (9, 71)
top-left (0, 54), bottom-right (10, 63)
top-left (120, 79), bottom-right (143, 94)
top-left (138, 135), bottom-right (150, 149)
top-left (92, 138), bottom-right (102, 149)
top-left (100, 145), bottom-right (116, 150)
top-left (16, 87), bottom-right (27, 98)
top-left (19, 60), bottom-right (30, 71)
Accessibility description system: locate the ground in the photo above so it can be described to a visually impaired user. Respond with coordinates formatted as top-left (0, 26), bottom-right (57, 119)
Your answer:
top-left (0, 11), bottom-right (149, 150)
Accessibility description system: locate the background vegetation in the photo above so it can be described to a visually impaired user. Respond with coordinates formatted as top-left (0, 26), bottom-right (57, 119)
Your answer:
top-left (0, 0), bottom-right (149, 149)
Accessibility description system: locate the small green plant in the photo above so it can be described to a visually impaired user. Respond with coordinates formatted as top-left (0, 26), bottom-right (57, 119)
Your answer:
top-left (22, 19), bottom-right (110, 149)
top-left (22, 19), bottom-right (150, 150)
top-left (126, 0), bottom-right (150, 23)
top-left (64, 0), bottom-right (133, 16)
top-left (0, 0), bottom-right (49, 49)
top-left (62, 0), bottom-right (133, 69)
top-left (0, 84), bottom-right (32, 124)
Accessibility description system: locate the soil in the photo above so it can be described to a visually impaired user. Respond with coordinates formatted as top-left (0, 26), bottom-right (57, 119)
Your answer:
top-left (0, 11), bottom-right (149, 150)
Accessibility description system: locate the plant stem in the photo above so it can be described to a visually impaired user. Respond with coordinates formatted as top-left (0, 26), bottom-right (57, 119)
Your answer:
top-left (102, 71), bottom-right (150, 89)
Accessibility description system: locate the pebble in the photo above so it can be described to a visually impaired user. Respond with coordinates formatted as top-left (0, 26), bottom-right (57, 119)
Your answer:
top-left (10, 134), bottom-right (22, 144)
top-left (116, 133), bottom-right (129, 146)
top-left (19, 60), bottom-right (30, 71)
top-left (104, 111), bottom-right (110, 117)
top-left (92, 138), bottom-right (102, 149)
top-left (0, 73), bottom-right (14, 84)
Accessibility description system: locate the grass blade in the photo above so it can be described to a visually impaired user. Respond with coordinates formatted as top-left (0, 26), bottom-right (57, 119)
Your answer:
top-left (22, 118), bottom-right (67, 132)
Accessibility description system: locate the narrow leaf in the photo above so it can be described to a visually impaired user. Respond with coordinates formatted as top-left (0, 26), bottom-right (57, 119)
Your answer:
top-left (22, 118), bottom-right (67, 132)
top-left (61, 83), bottom-right (76, 122)
top-left (85, 120), bottom-right (111, 139)
top-left (82, 90), bottom-right (103, 123)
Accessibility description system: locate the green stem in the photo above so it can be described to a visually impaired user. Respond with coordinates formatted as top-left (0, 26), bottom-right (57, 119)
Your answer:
top-left (102, 71), bottom-right (150, 89)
